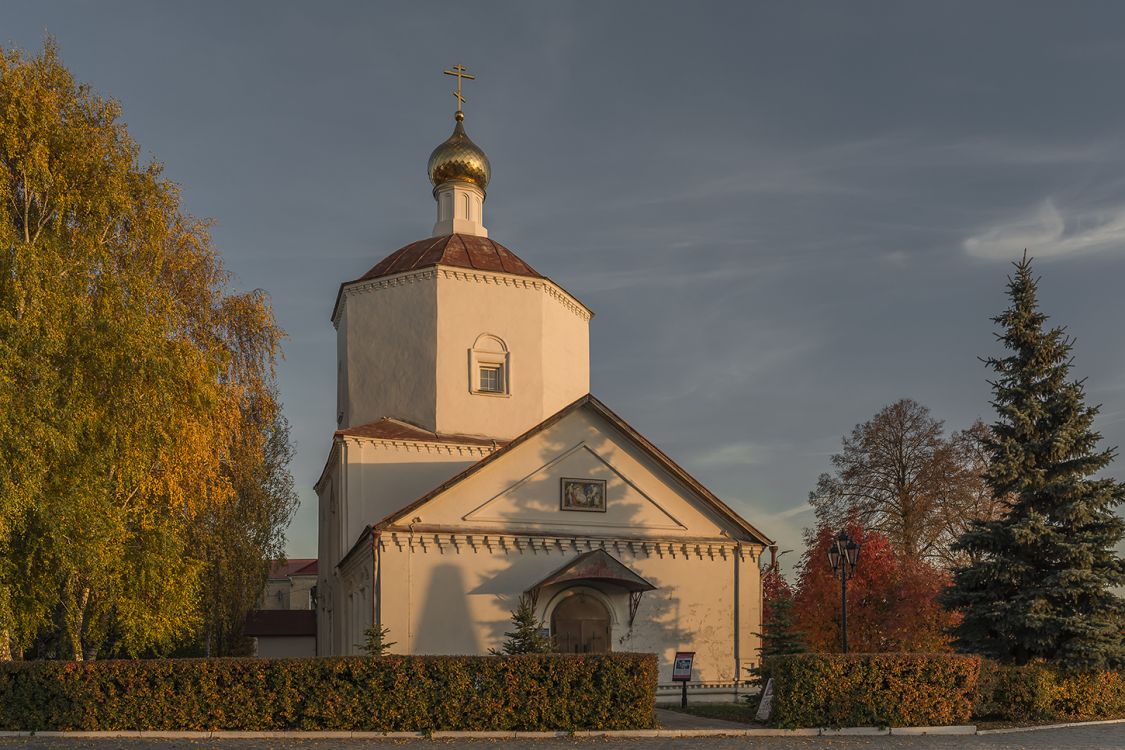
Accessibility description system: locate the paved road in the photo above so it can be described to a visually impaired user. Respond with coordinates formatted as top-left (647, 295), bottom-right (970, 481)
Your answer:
top-left (0, 725), bottom-right (1123, 750)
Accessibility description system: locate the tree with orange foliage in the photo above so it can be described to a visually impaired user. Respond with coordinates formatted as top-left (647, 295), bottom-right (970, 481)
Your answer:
top-left (792, 521), bottom-right (956, 653)
top-left (0, 41), bottom-right (293, 660)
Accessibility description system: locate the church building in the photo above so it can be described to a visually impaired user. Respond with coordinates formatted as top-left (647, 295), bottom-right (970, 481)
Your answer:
top-left (316, 70), bottom-right (772, 698)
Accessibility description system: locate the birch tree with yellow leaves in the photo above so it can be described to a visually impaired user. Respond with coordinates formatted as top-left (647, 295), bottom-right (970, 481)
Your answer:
top-left (0, 41), bottom-right (296, 659)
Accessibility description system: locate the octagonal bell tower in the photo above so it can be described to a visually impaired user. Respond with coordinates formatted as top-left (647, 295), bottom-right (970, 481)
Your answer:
top-left (331, 74), bottom-right (591, 441)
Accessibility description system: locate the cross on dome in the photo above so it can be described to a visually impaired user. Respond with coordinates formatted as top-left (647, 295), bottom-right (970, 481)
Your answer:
top-left (443, 64), bottom-right (475, 116)
top-left (428, 64), bottom-right (491, 237)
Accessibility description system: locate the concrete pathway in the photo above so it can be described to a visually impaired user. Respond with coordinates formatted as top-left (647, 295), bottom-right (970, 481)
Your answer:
top-left (653, 707), bottom-right (756, 729)
top-left (0, 724), bottom-right (1122, 749)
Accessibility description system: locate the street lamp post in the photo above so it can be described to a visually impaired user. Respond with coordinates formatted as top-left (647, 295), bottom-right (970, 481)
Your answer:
top-left (827, 531), bottom-right (861, 653)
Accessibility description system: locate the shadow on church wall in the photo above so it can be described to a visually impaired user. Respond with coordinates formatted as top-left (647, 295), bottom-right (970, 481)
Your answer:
top-left (414, 563), bottom-right (482, 654)
top-left (349, 458), bottom-right (480, 532)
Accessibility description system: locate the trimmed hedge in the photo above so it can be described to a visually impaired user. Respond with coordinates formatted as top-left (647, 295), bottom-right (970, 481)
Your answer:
top-left (758, 653), bottom-right (980, 729)
top-left (974, 662), bottom-right (1125, 722)
top-left (0, 654), bottom-right (657, 731)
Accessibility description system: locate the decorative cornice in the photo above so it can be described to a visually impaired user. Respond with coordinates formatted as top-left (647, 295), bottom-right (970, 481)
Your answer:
top-left (332, 265), bottom-right (592, 327)
top-left (316, 433), bottom-right (494, 494)
top-left (341, 434), bottom-right (495, 458)
top-left (435, 268), bottom-right (593, 321)
top-left (379, 528), bottom-right (759, 562)
top-left (332, 269), bottom-right (438, 327)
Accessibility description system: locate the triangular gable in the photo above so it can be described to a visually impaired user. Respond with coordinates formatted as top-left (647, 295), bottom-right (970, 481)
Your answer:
top-left (373, 394), bottom-right (772, 545)
top-left (461, 442), bottom-right (687, 531)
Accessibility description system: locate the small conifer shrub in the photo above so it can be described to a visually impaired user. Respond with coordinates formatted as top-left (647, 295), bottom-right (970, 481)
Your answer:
top-left (358, 623), bottom-right (396, 656)
top-left (493, 594), bottom-right (553, 655)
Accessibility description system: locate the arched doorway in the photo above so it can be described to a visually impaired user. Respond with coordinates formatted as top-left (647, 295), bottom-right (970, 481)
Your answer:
top-left (551, 591), bottom-right (611, 653)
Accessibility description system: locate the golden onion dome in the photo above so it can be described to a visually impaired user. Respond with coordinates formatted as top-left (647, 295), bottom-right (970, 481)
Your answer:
top-left (427, 112), bottom-right (491, 193)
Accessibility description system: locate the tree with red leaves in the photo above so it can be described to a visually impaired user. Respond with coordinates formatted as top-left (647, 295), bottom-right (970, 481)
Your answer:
top-left (792, 521), bottom-right (957, 653)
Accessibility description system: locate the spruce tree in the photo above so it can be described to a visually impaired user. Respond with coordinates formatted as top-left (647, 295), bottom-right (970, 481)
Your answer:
top-left (758, 596), bottom-right (806, 657)
top-left (757, 566), bottom-right (805, 656)
top-left (358, 623), bottom-right (396, 656)
top-left (943, 254), bottom-right (1125, 669)
top-left (492, 594), bottom-right (553, 655)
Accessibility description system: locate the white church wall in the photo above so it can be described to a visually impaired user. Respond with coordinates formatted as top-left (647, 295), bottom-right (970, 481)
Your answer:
top-left (619, 543), bottom-right (760, 685)
top-left (319, 437), bottom-right (492, 657)
top-left (337, 273), bottom-right (439, 431)
top-left (335, 534), bottom-right (374, 656)
top-left (315, 470), bottom-right (336, 657)
top-left (405, 407), bottom-right (732, 539)
top-left (336, 268), bottom-right (589, 441)
top-left (736, 545), bottom-right (761, 680)
top-left (341, 438), bottom-right (488, 548)
top-left (432, 271), bottom-right (589, 440)
top-left (373, 533), bottom-right (760, 684)
top-left (540, 288), bottom-right (590, 420)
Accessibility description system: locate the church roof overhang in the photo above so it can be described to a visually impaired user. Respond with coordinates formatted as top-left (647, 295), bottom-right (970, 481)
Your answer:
top-left (268, 558), bottom-right (318, 579)
top-left (528, 549), bottom-right (656, 594)
top-left (359, 234), bottom-right (539, 282)
top-left (314, 418), bottom-right (502, 494)
top-left (335, 416), bottom-right (503, 447)
top-left (329, 234), bottom-right (592, 325)
top-left (371, 393), bottom-right (774, 547)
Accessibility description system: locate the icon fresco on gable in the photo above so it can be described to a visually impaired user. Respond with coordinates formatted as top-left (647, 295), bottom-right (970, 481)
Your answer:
top-left (560, 478), bottom-right (607, 513)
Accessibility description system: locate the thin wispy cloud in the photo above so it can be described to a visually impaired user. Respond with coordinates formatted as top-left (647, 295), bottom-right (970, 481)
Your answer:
top-left (765, 503), bottom-right (814, 521)
top-left (937, 137), bottom-right (1115, 168)
top-left (963, 199), bottom-right (1125, 261)
top-left (563, 264), bottom-right (757, 295)
top-left (693, 440), bottom-right (791, 468)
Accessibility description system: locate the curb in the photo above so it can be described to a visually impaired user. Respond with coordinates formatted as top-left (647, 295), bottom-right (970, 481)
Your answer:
top-left (977, 717), bottom-right (1125, 735)
top-left (0, 727), bottom-right (966, 738)
top-left (0, 719), bottom-right (1119, 739)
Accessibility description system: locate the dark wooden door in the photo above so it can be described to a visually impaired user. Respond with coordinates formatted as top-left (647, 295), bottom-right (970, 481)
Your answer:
top-left (551, 593), bottom-right (611, 653)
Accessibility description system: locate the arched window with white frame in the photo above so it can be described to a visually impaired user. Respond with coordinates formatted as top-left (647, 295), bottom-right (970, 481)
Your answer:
top-left (469, 333), bottom-right (510, 396)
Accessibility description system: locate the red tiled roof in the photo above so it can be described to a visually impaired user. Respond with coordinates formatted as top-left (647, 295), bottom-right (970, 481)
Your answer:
top-left (331, 233), bottom-right (592, 325)
top-left (531, 549), bottom-right (656, 594)
top-left (290, 559), bottom-right (318, 577)
top-left (336, 417), bottom-right (504, 448)
top-left (267, 559), bottom-right (317, 579)
top-left (353, 234), bottom-right (542, 282)
top-left (244, 609), bottom-right (316, 638)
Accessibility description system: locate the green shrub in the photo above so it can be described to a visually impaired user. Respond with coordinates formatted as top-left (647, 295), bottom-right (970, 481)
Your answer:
top-left (759, 653), bottom-right (980, 729)
top-left (974, 662), bottom-right (1124, 722)
top-left (0, 654), bottom-right (657, 731)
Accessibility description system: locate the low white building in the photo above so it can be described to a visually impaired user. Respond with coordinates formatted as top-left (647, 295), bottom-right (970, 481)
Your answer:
top-left (258, 559), bottom-right (318, 611)
top-left (317, 94), bottom-right (772, 699)
top-left (244, 559), bottom-right (318, 657)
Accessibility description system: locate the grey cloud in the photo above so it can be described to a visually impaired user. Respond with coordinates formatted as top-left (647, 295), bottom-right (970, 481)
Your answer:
top-left (964, 199), bottom-right (1125, 261)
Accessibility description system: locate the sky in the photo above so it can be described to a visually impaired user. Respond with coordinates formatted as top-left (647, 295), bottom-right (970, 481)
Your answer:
top-left (5, 2), bottom-right (1125, 571)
